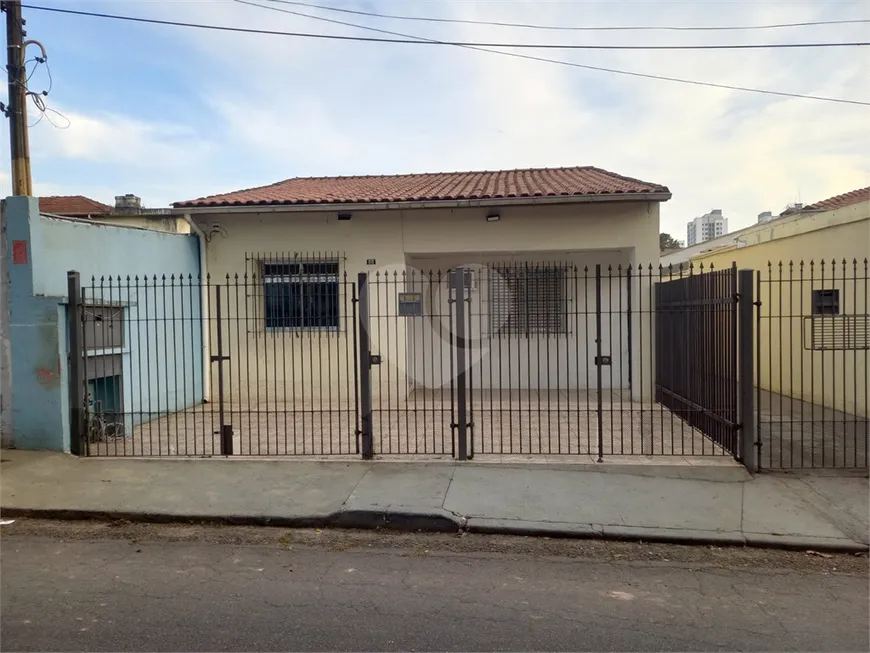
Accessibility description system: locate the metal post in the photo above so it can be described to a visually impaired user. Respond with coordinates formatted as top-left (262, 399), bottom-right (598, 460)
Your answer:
top-left (595, 264), bottom-right (604, 462)
top-left (453, 267), bottom-right (468, 461)
top-left (67, 271), bottom-right (84, 455)
top-left (357, 272), bottom-right (374, 459)
top-left (211, 285), bottom-right (233, 455)
top-left (738, 269), bottom-right (757, 472)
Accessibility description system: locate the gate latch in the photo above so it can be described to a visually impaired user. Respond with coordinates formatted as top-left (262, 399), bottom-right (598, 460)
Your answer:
top-left (595, 355), bottom-right (612, 366)
top-left (369, 354), bottom-right (382, 366)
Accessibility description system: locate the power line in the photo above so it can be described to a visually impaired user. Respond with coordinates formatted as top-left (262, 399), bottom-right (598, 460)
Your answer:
top-left (20, 2), bottom-right (870, 106)
top-left (20, 3), bottom-right (870, 50)
top-left (237, 0), bottom-right (870, 107)
top-left (265, 0), bottom-right (870, 33)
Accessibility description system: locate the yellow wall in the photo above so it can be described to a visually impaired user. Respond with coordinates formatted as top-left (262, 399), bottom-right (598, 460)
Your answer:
top-left (692, 213), bottom-right (869, 418)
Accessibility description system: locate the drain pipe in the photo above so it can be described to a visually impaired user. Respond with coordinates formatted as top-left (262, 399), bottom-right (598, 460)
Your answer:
top-left (182, 213), bottom-right (211, 403)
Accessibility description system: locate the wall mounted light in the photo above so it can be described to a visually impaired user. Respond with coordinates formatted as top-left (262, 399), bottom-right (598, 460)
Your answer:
top-left (337, 212), bottom-right (352, 221)
top-left (486, 211), bottom-right (500, 222)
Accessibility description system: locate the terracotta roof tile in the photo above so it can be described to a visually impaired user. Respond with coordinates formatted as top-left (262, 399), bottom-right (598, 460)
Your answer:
top-left (174, 166), bottom-right (670, 208)
top-left (38, 195), bottom-right (112, 216)
top-left (805, 186), bottom-right (869, 212)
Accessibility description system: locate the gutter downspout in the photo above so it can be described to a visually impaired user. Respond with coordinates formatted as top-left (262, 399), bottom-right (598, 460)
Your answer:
top-left (182, 213), bottom-right (211, 403)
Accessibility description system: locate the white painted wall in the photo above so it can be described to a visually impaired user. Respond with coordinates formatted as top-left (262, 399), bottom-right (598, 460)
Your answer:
top-left (193, 201), bottom-right (661, 405)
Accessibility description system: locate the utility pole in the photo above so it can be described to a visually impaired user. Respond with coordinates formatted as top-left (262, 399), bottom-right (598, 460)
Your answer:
top-left (4, 0), bottom-right (31, 196)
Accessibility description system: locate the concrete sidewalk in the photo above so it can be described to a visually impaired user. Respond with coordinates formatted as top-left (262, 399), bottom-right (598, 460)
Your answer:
top-left (1, 451), bottom-right (867, 551)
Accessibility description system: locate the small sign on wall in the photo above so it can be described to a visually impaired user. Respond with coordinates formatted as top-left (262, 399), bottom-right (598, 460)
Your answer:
top-left (12, 240), bottom-right (27, 265)
top-left (398, 292), bottom-right (423, 316)
top-left (366, 258), bottom-right (377, 265)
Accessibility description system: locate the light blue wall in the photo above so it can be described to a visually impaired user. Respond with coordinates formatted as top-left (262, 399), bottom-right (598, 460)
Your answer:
top-left (4, 197), bottom-right (202, 451)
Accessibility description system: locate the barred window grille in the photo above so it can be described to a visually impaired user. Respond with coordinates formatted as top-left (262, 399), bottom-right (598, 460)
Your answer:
top-left (804, 315), bottom-right (870, 350)
top-left (263, 259), bottom-right (340, 329)
top-left (489, 265), bottom-right (567, 335)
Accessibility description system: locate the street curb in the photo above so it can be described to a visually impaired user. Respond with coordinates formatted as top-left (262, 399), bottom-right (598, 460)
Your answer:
top-left (2, 506), bottom-right (867, 553)
top-left (0, 506), bottom-right (464, 534)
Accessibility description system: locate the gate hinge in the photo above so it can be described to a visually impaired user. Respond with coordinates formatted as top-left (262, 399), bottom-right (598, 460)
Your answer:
top-left (369, 354), bottom-right (382, 366)
top-left (210, 355), bottom-right (230, 362)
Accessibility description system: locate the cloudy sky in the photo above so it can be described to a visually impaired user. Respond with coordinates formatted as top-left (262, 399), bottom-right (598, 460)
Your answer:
top-left (2, 0), bottom-right (868, 239)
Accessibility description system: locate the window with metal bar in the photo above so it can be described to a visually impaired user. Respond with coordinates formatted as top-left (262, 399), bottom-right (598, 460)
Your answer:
top-left (489, 265), bottom-right (567, 335)
top-left (812, 288), bottom-right (840, 315)
top-left (263, 260), bottom-right (340, 329)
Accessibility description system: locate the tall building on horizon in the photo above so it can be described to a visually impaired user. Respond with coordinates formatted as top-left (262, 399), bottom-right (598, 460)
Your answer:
top-left (686, 209), bottom-right (727, 246)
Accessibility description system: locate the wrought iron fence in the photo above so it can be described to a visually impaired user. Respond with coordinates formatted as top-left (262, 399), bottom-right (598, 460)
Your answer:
top-left (359, 262), bottom-right (751, 461)
top-left (68, 259), bottom-right (759, 463)
top-left (756, 259), bottom-right (869, 469)
top-left (72, 264), bottom-right (359, 457)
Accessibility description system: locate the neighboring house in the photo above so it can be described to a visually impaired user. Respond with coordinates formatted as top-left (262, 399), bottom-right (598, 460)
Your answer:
top-left (38, 195), bottom-right (112, 219)
top-left (662, 186), bottom-right (869, 419)
top-left (1, 197), bottom-right (202, 452)
top-left (38, 194), bottom-right (189, 234)
top-left (664, 187), bottom-right (869, 268)
top-left (174, 166), bottom-right (671, 404)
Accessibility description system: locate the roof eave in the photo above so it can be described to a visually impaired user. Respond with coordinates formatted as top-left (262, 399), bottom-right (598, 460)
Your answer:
top-left (172, 191), bottom-right (672, 215)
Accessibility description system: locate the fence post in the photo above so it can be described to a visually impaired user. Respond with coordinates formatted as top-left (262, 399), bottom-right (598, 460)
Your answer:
top-left (67, 270), bottom-right (84, 456)
top-left (453, 267), bottom-right (468, 461)
top-left (211, 284), bottom-right (233, 455)
top-left (738, 269), bottom-right (757, 472)
top-left (357, 272), bottom-right (374, 459)
top-left (594, 264), bottom-right (604, 462)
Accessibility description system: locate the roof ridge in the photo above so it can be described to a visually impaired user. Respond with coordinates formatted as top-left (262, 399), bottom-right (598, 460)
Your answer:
top-left (278, 165), bottom-right (597, 183)
top-left (174, 166), bottom-right (669, 208)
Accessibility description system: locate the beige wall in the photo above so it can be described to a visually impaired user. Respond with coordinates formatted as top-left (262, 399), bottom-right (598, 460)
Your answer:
top-left (192, 201), bottom-right (661, 405)
top-left (692, 212), bottom-right (869, 418)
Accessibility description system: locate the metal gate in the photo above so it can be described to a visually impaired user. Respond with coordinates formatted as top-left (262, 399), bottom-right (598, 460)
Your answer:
top-left (69, 262), bottom-right (756, 462)
top-left (654, 265), bottom-right (742, 458)
top-left (360, 263), bottom-right (755, 462)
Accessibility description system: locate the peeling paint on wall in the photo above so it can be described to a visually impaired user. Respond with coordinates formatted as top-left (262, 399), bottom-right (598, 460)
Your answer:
top-left (35, 360), bottom-right (61, 388)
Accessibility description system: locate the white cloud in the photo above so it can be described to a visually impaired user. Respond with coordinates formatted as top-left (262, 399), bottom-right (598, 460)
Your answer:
top-left (29, 108), bottom-right (212, 166)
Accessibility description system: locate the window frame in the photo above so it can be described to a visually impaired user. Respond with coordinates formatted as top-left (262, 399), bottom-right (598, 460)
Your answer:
top-left (488, 264), bottom-right (569, 337)
top-left (262, 260), bottom-right (342, 332)
top-left (811, 288), bottom-right (840, 316)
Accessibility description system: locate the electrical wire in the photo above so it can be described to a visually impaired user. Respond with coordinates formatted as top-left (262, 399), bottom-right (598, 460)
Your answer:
top-left (11, 53), bottom-right (65, 128)
top-left (19, 2), bottom-right (870, 106)
top-left (41, 105), bottom-right (70, 129)
top-left (238, 0), bottom-right (870, 107)
top-left (265, 0), bottom-right (870, 33)
top-left (20, 3), bottom-right (870, 50)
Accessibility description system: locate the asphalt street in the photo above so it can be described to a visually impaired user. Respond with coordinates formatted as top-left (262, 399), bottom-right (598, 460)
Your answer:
top-left (1, 521), bottom-right (867, 652)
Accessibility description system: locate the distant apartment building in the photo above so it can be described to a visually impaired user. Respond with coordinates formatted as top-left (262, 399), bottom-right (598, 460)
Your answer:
top-left (686, 209), bottom-right (727, 246)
